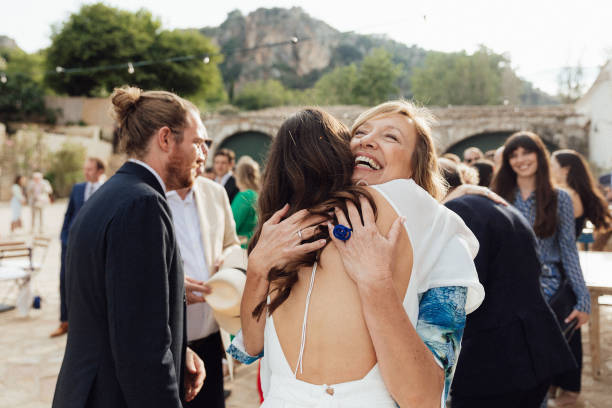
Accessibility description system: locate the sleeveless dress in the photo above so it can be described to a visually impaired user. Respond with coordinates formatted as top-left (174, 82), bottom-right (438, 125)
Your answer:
top-left (233, 179), bottom-right (484, 407)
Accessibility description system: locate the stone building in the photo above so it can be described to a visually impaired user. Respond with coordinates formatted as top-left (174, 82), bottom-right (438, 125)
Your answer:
top-left (576, 60), bottom-right (612, 173)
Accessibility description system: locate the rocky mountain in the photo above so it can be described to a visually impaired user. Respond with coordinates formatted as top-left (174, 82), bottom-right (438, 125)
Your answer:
top-left (201, 7), bottom-right (555, 105)
top-left (0, 35), bottom-right (19, 50)
top-left (200, 7), bottom-right (427, 95)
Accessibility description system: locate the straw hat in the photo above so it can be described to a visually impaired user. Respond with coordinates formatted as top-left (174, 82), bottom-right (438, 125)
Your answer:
top-left (221, 246), bottom-right (247, 271)
top-left (205, 267), bottom-right (246, 335)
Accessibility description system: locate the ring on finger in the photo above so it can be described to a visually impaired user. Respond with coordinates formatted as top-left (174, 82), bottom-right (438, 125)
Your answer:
top-left (297, 229), bottom-right (303, 240)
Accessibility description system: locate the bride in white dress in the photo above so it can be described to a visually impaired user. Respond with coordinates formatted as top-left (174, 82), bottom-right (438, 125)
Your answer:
top-left (230, 104), bottom-right (484, 407)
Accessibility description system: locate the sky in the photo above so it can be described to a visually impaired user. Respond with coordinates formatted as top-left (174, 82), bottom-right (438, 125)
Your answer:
top-left (3, 0), bottom-right (610, 95)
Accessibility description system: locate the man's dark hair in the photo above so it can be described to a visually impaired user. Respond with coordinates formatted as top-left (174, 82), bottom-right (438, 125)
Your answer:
top-left (473, 160), bottom-right (494, 187)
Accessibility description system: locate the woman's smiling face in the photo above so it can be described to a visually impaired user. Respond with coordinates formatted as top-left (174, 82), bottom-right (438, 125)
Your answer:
top-left (508, 146), bottom-right (538, 179)
top-left (350, 113), bottom-right (417, 185)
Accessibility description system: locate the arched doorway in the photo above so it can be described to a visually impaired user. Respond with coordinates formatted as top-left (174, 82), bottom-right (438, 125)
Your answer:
top-left (218, 131), bottom-right (272, 166)
top-left (446, 131), bottom-right (559, 158)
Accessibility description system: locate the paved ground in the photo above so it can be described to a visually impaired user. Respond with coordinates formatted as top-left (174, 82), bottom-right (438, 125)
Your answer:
top-left (0, 200), bottom-right (610, 407)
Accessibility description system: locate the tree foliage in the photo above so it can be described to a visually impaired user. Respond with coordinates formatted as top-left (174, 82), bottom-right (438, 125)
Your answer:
top-left (557, 64), bottom-right (584, 103)
top-left (313, 65), bottom-right (358, 105)
top-left (233, 48), bottom-right (402, 110)
top-left (0, 48), bottom-right (50, 122)
top-left (353, 48), bottom-right (402, 105)
top-left (45, 142), bottom-right (86, 198)
top-left (313, 48), bottom-right (401, 106)
top-left (234, 80), bottom-right (290, 110)
top-left (44, 3), bottom-right (225, 101)
top-left (411, 46), bottom-right (509, 106)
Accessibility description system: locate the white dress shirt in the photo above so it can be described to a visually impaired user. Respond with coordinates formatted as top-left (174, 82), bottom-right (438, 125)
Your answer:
top-left (167, 189), bottom-right (219, 341)
top-left (84, 180), bottom-right (103, 201)
top-left (128, 158), bottom-right (166, 193)
top-left (215, 171), bottom-right (233, 187)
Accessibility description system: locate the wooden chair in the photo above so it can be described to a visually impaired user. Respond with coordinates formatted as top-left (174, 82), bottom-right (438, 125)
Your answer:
top-left (0, 241), bottom-right (33, 313)
top-left (1, 235), bottom-right (50, 273)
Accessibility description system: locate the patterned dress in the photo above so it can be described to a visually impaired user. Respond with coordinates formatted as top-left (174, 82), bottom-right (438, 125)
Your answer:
top-left (512, 189), bottom-right (590, 313)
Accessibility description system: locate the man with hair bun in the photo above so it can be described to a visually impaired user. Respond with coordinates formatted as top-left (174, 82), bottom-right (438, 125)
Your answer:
top-left (53, 87), bottom-right (207, 408)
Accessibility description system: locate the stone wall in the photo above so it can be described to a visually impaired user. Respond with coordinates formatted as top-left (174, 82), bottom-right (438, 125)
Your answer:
top-left (430, 105), bottom-right (590, 154)
top-left (45, 96), bottom-right (115, 140)
top-left (204, 104), bottom-right (591, 161)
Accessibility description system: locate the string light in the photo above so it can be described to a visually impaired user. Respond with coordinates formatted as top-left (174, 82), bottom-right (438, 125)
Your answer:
top-left (42, 37), bottom-right (308, 77)
top-left (0, 73), bottom-right (7, 84)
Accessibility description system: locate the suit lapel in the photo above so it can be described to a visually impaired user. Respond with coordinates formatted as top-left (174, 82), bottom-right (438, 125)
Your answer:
top-left (193, 183), bottom-right (214, 272)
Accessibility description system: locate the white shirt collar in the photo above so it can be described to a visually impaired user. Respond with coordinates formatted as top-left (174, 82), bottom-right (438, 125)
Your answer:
top-left (128, 158), bottom-right (167, 194)
top-left (166, 188), bottom-right (194, 204)
top-left (215, 170), bottom-right (233, 186)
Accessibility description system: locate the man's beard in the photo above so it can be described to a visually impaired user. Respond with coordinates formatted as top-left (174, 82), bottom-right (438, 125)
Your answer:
top-left (165, 149), bottom-right (195, 191)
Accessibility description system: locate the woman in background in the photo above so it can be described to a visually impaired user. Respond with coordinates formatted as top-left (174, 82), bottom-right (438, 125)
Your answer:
top-left (548, 149), bottom-right (611, 406)
top-left (10, 175), bottom-right (27, 233)
top-left (231, 155), bottom-right (261, 249)
top-left (492, 132), bottom-right (590, 408)
top-left (551, 149), bottom-right (611, 238)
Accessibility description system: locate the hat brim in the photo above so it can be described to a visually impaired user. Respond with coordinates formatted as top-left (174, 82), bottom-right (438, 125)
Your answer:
top-left (205, 268), bottom-right (246, 335)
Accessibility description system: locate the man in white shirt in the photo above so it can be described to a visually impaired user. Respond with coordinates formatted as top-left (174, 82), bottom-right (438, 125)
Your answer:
top-left (51, 157), bottom-right (106, 337)
top-left (169, 143), bottom-right (242, 408)
top-left (213, 148), bottom-right (239, 203)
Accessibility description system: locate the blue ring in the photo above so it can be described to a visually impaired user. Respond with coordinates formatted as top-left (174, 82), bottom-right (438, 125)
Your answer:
top-left (333, 224), bottom-right (352, 241)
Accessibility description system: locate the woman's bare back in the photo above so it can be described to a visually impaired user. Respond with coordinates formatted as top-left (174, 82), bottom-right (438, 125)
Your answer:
top-left (272, 188), bottom-right (413, 385)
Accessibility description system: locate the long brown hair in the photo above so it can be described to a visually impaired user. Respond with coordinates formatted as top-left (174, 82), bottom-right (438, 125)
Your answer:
top-left (553, 149), bottom-right (611, 230)
top-left (249, 108), bottom-right (376, 319)
top-left (491, 131), bottom-right (558, 237)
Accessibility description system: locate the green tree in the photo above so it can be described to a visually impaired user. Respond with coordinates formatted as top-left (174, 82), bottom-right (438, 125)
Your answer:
top-left (313, 64), bottom-right (358, 105)
top-left (44, 3), bottom-right (224, 100)
top-left (411, 46), bottom-right (507, 106)
top-left (0, 48), bottom-right (50, 122)
top-left (557, 64), bottom-right (584, 103)
top-left (234, 80), bottom-right (289, 110)
top-left (353, 48), bottom-right (402, 105)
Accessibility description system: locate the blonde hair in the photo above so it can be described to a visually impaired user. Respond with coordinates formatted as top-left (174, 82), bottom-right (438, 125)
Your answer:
top-left (235, 155), bottom-right (261, 192)
top-left (458, 163), bottom-right (479, 185)
top-left (111, 86), bottom-right (197, 158)
top-left (351, 100), bottom-right (447, 201)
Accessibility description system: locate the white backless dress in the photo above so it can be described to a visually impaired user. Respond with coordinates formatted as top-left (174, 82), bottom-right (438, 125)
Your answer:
top-left (250, 179), bottom-right (484, 408)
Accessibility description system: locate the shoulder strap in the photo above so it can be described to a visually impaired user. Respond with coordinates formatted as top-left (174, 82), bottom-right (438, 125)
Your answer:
top-left (294, 262), bottom-right (318, 377)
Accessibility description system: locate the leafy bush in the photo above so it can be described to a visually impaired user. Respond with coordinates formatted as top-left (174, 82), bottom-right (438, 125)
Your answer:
top-left (45, 143), bottom-right (86, 198)
top-left (234, 80), bottom-right (289, 110)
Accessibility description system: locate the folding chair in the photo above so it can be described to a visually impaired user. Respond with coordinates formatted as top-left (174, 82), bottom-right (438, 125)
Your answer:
top-left (1, 235), bottom-right (51, 273)
top-left (0, 242), bottom-right (33, 313)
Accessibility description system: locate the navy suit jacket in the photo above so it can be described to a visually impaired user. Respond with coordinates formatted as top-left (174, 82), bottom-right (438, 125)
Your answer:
top-left (52, 162), bottom-right (186, 408)
top-left (224, 175), bottom-right (239, 203)
top-left (447, 195), bottom-right (575, 397)
top-left (60, 182), bottom-right (86, 245)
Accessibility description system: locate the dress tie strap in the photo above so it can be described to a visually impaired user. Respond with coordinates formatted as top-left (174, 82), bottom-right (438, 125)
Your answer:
top-left (294, 262), bottom-right (317, 377)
